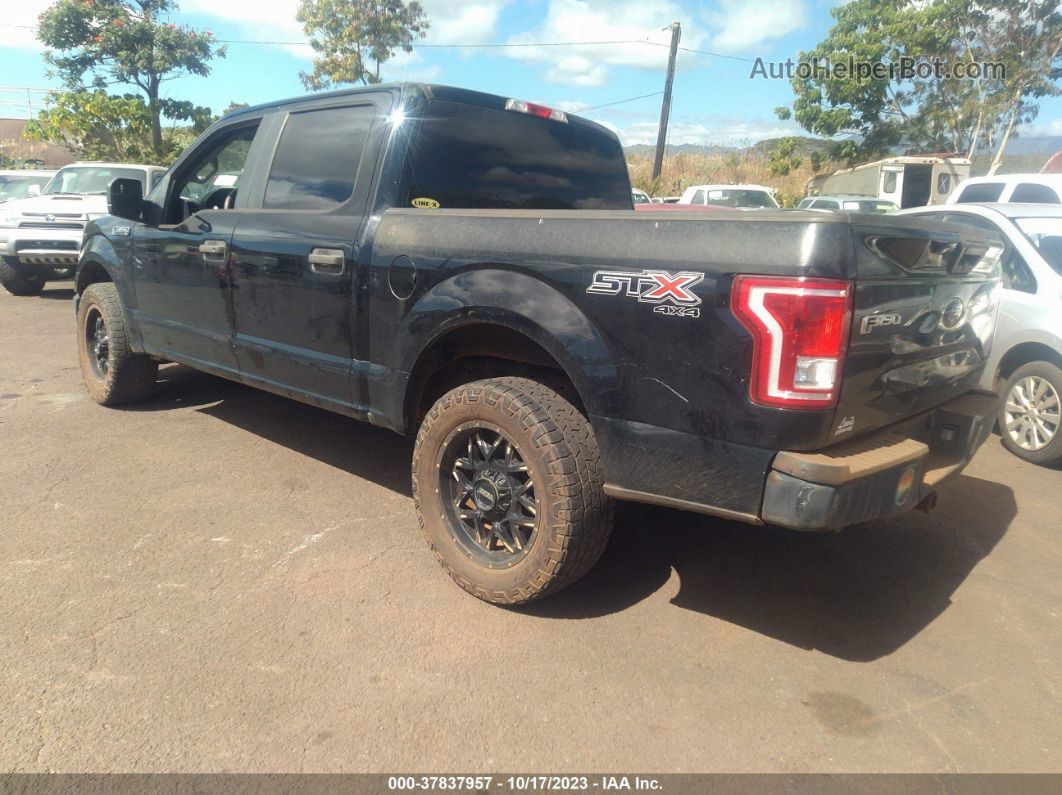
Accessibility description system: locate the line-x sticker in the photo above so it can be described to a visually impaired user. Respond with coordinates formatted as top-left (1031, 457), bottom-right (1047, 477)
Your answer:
top-left (586, 269), bottom-right (704, 318)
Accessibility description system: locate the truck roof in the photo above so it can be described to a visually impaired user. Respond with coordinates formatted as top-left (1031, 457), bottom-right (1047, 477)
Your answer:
top-left (223, 82), bottom-right (618, 138)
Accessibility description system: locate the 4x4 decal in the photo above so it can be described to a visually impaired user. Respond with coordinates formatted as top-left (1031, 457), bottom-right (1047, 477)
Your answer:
top-left (586, 269), bottom-right (704, 317)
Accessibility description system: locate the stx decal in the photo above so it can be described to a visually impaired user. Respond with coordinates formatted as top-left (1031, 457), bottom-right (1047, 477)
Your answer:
top-left (586, 269), bottom-right (705, 317)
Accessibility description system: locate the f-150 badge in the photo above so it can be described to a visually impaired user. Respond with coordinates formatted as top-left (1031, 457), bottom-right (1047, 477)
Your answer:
top-left (586, 269), bottom-right (704, 318)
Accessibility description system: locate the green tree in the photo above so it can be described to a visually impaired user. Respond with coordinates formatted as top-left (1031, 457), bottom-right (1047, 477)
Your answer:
top-left (981, 1), bottom-right (1062, 174)
top-left (36, 0), bottom-right (224, 159)
top-left (296, 0), bottom-right (430, 90)
top-left (767, 138), bottom-right (803, 177)
top-left (25, 89), bottom-right (213, 163)
top-left (778, 0), bottom-right (1061, 167)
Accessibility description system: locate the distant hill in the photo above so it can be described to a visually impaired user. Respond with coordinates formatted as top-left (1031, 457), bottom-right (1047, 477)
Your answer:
top-left (624, 134), bottom-right (1062, 161)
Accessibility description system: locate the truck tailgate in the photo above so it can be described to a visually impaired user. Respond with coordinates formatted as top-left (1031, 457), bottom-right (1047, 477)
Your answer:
top-left (831, 215), bottom-right (1003, 441)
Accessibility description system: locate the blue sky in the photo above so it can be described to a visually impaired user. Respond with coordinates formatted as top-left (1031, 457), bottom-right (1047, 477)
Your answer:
top-left (2, 0), bottom-right (1061, 146)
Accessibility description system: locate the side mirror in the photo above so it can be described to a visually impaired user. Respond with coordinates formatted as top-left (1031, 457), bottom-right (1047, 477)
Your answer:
top-left (28, 184), bottom-right (41, 197)
top-left (108, 177), bottom-right (143, 221)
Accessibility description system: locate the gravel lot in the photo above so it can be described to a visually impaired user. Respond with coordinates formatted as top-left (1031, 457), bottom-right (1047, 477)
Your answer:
top-left (1, 286), bottom-right (1059, 773)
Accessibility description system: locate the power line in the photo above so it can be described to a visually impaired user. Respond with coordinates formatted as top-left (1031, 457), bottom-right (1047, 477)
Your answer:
top-left (576, 91), bottom-right (663, 113)
top-left (0, 22), bottom-right (755, 61)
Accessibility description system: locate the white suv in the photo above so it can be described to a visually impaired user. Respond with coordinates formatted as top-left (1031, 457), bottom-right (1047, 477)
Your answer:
top-left (0, 162), bottom-right (165, 296)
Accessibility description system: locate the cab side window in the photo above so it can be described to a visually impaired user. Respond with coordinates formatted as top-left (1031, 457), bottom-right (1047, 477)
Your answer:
top-left (954, 182), bottom-right (1003, 203)
top-left (1009, 183), bottom-right (1060, 204)
top-left (168, 123), bottom-right (259, 224)
top-left (690, 189), bottom-right (705, 205)
top-left (263, 105), bottom-right (374, 211)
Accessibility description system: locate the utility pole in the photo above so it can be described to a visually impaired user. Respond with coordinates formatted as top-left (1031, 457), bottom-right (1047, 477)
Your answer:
top-left (652, 22), bottom-right (681, 181)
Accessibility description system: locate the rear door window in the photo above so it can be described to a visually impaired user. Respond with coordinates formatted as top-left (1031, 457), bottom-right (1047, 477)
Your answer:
top-left (264, 104), bottom-right (374, 211)
top-left (955, 182), bottom-right (1004, 203)
top-left (404, 100), bottom-right (631, 210)
top-left (1009, 183), bottom-right (1061, 204)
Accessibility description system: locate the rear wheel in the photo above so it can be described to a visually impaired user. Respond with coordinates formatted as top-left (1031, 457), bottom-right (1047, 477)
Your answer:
top-left (76, 282), bottom-right (158, 406)
top-left (0, 256), bottom-right (45, 296)
top-left (999, 361), bottom-right (1062, 466)
top-left (412, 377), bottom-right (613, 604)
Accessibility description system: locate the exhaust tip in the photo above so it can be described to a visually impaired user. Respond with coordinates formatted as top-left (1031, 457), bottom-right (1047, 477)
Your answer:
top-left (915, 492), bottom-right (938, 514)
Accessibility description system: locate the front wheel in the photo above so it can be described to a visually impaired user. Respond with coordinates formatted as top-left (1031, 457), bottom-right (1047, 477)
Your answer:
top-left (999, 361), bottom-right (1062, 466)
top-left (76, 282), bottom-right (158, 406)
top-left (0, 256), bottom-right (45, 296)
top-left (412, 377), bottom-right (614, 604)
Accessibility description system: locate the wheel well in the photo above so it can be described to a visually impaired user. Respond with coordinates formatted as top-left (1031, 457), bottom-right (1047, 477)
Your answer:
top-left (407, 324), bottom-right (584, 431)
top-left (75, 261), bottom-right (112, 295)
top-left (996, 342), bottom-right (1062, 385)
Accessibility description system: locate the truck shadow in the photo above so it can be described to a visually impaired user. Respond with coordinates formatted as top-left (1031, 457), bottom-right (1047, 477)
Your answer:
top-left (130, 364), bottom-right (414, 497)
top-left (522, 475), bottom-right (1016, 661)
top-left (133, 365), bottom-right (1016, 662)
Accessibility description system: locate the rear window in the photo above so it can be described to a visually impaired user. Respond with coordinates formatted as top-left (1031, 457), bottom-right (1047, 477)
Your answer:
top-left (1010, 183), bottom-right (1060, 204)
top-left (955, 182), bottom-right (1004, 203)
top-left (404, 100), bottom-right (631, 210)
top-left (265, 104), bottom-right (373, 211)
top-left (704, 189), bottom-right (777, 208)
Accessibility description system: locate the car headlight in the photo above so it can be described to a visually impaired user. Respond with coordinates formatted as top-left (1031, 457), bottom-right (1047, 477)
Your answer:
top-left (0, 210), bottom-right (20, 228)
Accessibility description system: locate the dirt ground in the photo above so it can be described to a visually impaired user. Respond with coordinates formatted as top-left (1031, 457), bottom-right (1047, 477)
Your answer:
top-left (1, 286), bottom-right (1059, 773)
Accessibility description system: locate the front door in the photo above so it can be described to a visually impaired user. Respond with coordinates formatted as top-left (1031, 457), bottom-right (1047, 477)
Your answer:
top-left (132, 213), bottom-right (241, 374)
top-left (228, 101), bottom-right (380, 411)
top-left (132, 121), bottom-right (265, 376)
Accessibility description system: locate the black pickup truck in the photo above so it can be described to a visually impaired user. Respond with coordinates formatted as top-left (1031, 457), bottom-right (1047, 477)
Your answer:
top-left (74, 83), bottom-right (1003, 604)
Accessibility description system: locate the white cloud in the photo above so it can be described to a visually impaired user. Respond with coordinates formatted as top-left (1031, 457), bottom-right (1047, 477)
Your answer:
top-left (1, 0), bottom-right (54, 51)
top-left (179, 0), bottom-right (510, 57)
top-left (704, 0), bottom-right (809, 53)
top-left (1020, 119), bottom-right (1062, 137)
top-left (426, 0), bottom-right (511, 44)
top-left (504, 0), bottom-right (708, 86)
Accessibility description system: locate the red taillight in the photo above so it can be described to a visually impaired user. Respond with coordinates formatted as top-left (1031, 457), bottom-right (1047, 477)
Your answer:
top-left (504, 98), bottom-right (569, 123)
top-left (731, 275), bottom-right (853, 409)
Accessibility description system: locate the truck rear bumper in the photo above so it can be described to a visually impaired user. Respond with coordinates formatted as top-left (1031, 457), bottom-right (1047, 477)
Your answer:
top-left (597, 390), bottom-right (998, 530)
top-left (761, 391), bottom-right (998, 530)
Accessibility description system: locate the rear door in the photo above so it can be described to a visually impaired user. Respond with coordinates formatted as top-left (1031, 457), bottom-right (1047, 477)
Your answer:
top-left (832, 214), bottom-right (1003, 440)
top-left (228, 97), bottom-right (385, 412)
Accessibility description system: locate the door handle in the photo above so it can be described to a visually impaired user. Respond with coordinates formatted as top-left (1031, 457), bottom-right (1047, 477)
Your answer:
top-left (199, 239), bottom-right (228, 258)
top-left (308, 248), bottom-right (346, 275)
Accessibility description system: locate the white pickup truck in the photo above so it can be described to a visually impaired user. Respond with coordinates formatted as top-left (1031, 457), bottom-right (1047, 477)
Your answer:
top-left (0, 162), bottom-right (166, 295)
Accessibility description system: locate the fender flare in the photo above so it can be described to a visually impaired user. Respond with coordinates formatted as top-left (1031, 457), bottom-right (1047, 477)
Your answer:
top-left (388, 268), bottom-right (620, 433)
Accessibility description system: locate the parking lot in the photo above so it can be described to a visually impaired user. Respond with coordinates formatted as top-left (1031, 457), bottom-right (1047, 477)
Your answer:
top-left (1, 286), bottom-right (1059, 773)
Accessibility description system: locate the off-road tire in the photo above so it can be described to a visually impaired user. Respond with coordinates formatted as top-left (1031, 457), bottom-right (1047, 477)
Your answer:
top-left (77, 282), bottom-right (158, 406)
top-left (999, 360), bottom-right (1062, 466)
top-left (412, 377), bottom-right (614, 604)
top-left (0, 256), bottom-right (45, 296)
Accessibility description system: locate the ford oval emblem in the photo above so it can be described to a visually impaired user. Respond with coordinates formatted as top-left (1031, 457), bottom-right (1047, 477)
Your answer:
top-left (940, 297), bottom-right (965, 330)
top-left (45, 214), bottom-right (55, 223)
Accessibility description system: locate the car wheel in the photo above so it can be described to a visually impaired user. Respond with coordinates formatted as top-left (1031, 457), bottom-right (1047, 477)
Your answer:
top-left (412, 377), bottom-right (614, 604)
top-left (999, 361), bottom-right (1062, 466)
top-left (0, 256), bottom-right (45, 296)
top-left (76, 282), bottom-right (158, 406)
